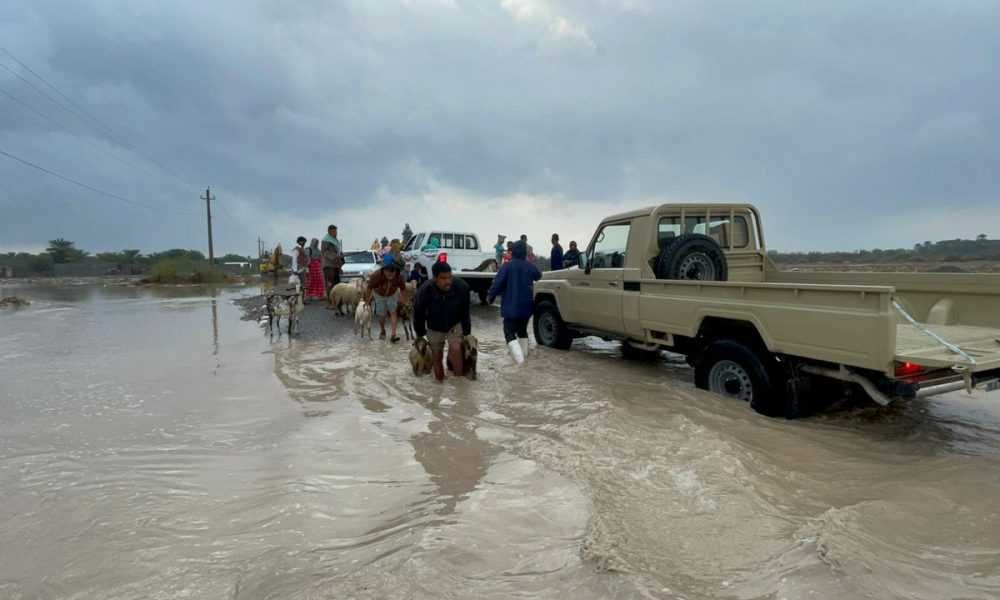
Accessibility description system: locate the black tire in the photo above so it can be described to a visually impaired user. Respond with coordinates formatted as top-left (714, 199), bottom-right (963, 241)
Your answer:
top-left (694, 339), bottom-right (789, 417)
top-left (656, 234), bottom-right (728, 281)
top-left (622, 341), bottom-right (661, 361)
top-left (477, 289), bottom-right (490, 305)
top-left (533, 300), bottom-right (573, 350)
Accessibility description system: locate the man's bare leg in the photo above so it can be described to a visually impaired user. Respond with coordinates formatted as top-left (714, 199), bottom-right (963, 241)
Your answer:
top-left (389, 311), bottom-right (399, 339)
top-left (447, 343), bottom-right (464, 377)
top-left (433, 350), bottom-right (445, 382)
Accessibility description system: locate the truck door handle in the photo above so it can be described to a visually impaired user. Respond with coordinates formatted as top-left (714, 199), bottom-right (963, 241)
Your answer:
top-left (608, 281), bottom-right (619, 287)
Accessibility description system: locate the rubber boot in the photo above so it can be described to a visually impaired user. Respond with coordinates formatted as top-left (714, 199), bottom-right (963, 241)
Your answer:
top-left (508, 340), bottom-right (525, 365)
top-left (518, 338), bottom-right (529, 361)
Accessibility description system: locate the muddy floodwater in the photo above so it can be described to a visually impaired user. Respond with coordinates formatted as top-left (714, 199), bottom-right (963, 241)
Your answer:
top-left (2, 283), bottom-right (1000, 599)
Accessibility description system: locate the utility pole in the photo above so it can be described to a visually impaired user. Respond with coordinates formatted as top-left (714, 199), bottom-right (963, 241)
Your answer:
top-left (201, 187), bottom-right (215, 264)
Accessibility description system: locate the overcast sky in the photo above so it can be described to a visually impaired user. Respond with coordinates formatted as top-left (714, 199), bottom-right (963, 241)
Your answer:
top-left (1, 0), bottom-right (998, 256)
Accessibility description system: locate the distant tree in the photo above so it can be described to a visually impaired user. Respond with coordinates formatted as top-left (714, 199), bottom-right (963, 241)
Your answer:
top-left (46, 238), bottom-right (87, 263)
top-left (122, 249), bottom-right (141, 265)
top-left (401, 223), bottom-right (414, 245)
top-left (977, 234), bottom-right (988, 242)
top-left (219, 253), bottom-right (250, 263)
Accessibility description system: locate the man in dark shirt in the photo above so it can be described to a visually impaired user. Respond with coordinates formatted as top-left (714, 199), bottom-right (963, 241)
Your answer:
top-left (413, 261), bottom-right (472, 381)
top-left (550, 233), bottom-right (564, 271)
top-left (563, 240), bottom-right (581, 268)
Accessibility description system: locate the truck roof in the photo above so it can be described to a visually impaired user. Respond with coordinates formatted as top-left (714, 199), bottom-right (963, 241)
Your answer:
top-left (601, 203), bottom-right (760, 223)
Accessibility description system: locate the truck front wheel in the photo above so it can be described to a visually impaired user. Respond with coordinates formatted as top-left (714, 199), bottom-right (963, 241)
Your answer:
top-left (534, 301), bottom-right (573, 350)
top-left (694, 339), bottom-right (788, 417)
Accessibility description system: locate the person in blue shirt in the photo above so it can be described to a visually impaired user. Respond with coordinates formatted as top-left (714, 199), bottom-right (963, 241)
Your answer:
top-left (408, 263), bottom-right (428, 286)
top-left (550, 233), bottom-right (564, 271)
top-left (487, 240), bottom-right (542, 364)
top-left (493, 234), bottom-right (506, 264)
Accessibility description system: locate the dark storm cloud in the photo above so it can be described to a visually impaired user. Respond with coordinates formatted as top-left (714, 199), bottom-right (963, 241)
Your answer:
top-left (1, 0), bottom-right (998, 254)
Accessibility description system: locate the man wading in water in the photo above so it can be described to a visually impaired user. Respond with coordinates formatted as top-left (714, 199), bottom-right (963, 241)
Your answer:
top-left (488, 240), bottom-right (541, 364)
top-left (413, 261), bottom-right (472, 382)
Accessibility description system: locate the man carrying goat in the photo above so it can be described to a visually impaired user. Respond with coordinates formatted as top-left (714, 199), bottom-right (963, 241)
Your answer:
top-left (413, 261), bottom-right (472, 382)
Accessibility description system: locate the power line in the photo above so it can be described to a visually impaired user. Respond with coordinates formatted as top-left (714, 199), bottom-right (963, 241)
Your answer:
top-left (0, 146), bottom-right (197, 213)
top-left (0, 84), bottom-right (195, 193)
top-left (1, 47), bottom-right (121, 143)
top-left (0, 49), bottom-right (197, 193)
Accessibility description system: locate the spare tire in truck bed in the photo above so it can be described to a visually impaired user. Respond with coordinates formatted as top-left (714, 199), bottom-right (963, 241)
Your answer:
top-left (655, 233), bottom-right (728, 281)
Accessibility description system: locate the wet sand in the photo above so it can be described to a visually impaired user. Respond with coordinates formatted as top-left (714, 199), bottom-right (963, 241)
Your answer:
top-left (2, 283), bottom-right (1000, 599)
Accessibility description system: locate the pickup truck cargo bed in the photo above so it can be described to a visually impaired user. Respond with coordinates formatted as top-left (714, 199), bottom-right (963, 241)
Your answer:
top-left (896, 323), bottom-right (1000, 371)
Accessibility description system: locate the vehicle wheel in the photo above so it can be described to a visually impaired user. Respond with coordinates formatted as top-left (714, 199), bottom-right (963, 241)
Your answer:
top-left (622, 341), bottom-right (661, 361)
top-left (656, 234), bottom-right (728, 281)
top-left (534, 301), bottom-right (573, 350)
top-left (694, 339), bottom-right (788, 417)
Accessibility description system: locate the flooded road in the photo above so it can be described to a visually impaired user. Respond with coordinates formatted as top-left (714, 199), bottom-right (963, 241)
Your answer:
top-left (2, 283), bottom-right (1000, 599)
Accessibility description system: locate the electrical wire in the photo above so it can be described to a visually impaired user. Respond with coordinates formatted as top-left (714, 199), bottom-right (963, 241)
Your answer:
top-left (0, 146), bottom-right (197, 213)
top-left (0, 49), bottom-right (196, 192)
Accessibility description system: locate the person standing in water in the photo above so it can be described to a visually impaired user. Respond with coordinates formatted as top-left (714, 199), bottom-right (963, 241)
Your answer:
top-left (488, 240), bottom-right (541, 365)
top-left (366, 256), bottom-right (406, 343)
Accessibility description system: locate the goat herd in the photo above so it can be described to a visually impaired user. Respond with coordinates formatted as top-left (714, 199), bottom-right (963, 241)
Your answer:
top-left (264, 275), bottom-right (417, 340)
top-left (263, 275), bottom-right (477, 381)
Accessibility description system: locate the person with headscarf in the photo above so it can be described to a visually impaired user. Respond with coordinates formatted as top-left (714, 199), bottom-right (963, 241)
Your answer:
top-left (321, 225), bottom-right (343, 293)
top-left (292, 236), bottom-right (308, 286)
top-left (494, 235), bottom-right (506, 264)
top-left (487, 240), bottom-right (542, 364)
top-left (305, 238), bottom-right (325, 301)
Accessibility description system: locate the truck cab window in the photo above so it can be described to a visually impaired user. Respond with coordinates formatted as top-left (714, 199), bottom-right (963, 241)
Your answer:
top-left (465, 235), bottom-right (478, 250)
top-left (454, 234), bottom-right (465, 250)
top-left (660, 215), bottom-right (750, 249)
top-left (589, 223), bottom-right (630, 269)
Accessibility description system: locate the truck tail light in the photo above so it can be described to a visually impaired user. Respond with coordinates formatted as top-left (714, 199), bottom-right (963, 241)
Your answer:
top-left (895, 361), bottom-right (924, 377)
top-left (438, 253), bottom-right (448, 263)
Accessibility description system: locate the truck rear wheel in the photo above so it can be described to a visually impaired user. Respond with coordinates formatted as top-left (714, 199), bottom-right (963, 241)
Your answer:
top-left (694, 339), bottom-right (788, 417)
top-left (656, 234), bottom-right (728, 281)
top-left (534, 301), bottom-right (573, 350)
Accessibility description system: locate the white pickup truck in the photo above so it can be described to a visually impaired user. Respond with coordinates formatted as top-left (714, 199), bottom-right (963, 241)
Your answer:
top-left (402, 231), bottom-right (500, 303)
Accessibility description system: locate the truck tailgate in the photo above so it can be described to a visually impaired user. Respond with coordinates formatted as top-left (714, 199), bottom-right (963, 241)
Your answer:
top-left (896, 323), bottom-right (1000, 372)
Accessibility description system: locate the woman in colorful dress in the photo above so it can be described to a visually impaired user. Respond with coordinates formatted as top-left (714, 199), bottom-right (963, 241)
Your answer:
top-left (305, 238), bottom-right (325, 301)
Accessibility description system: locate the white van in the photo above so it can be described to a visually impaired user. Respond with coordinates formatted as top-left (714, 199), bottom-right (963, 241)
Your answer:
top-left (402, 231), bottom-right (498, 273)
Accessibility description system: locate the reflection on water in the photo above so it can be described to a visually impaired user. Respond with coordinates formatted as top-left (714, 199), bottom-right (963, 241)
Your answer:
top-left (2, 283), bottom-right (1000, 599)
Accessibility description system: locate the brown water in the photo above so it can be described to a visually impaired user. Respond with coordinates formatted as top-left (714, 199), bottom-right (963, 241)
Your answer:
top-left (2, 283), bottom-right (1000, 599)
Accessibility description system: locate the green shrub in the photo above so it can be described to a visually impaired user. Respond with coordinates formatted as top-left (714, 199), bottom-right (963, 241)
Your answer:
top-left (147, 258), bottom-right (227, 284)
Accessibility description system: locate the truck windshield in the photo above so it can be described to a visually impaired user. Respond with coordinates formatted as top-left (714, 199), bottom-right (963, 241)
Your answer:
top-left (344, 251), bottom-right (375, 264)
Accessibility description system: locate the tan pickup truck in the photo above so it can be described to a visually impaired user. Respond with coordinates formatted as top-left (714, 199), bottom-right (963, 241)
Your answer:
top-left (532, 204), bottom-right (1000, 417)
